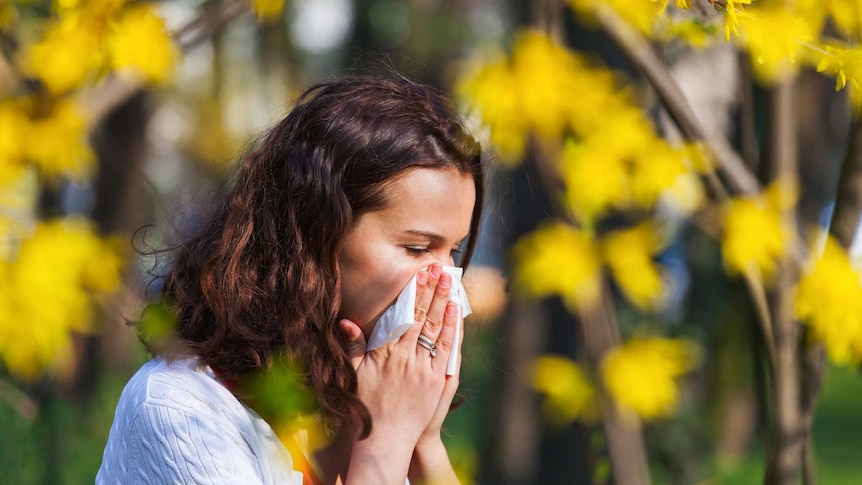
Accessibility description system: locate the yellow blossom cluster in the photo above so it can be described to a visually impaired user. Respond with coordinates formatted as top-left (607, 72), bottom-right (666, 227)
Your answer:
top-left (513, 221), bottom-right (672, 313)
top-left (511, 222), bottom-right (602, 311)
top-left (602, 336), bottom-right (697, 420)
top-left (24, 0), bottom-right (178, 94)
top-left (531, 355), bottom-right (596, 426)
top-left (796, 236), bottom-right (862, 365)
top-left (530, 336), bottom-right (697, 424)
top-left (0, 219), bottom-right (123, 379)
top-left (459, 30), bottom-right (620, 163)
top-left (603, 223), bottom-right (667, 311)
top-left (561, 112), bottom-right (705, 223)
top-left (461, 31), bottom-right (705, 221)
top-left (0, 98), bottom-right (94, 183)
top-left (721, 180), bottom-right (795, 279)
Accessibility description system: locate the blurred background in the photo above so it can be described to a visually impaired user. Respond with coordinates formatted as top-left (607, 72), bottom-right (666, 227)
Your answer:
top-left (1, 0), bottom-right (861, 484)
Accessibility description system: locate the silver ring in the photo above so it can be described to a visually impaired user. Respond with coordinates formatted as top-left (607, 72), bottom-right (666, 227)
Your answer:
top-left (417, 334), bottom-right (437, 357)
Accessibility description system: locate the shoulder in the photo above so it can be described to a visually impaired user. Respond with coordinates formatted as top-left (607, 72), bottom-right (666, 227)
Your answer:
top-left (116, 357), bottom-right (241, 417)
top-left (98, 358), bottom-right (303, 485)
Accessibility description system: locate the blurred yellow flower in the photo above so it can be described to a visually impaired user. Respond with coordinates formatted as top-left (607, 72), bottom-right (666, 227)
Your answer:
top-left (738, 5), bottom-right (817, 83)
top-left (602, 336), bottom-right (696, 420)
top-left (654, 0), bottom-right (692, 13)
top-left (26, 99), bottom-right (94, 180)
top-left (603, 223), bottom-right (666, 311)
top-left (513, 31), bottom-right (584, 140)
top-left (0, 219), bottom-right (124, 379)
top-left (570, 0), bottom-right (660, 35)
top-left (561, 137), bottom-right (629, 222)
top-left (664, 18), bottom-right (715, 48)
top-left (512, 222), bottom-right (602, 310)
top-left (826, 0), bottom-right (862, 39)
top-left (459, 30), bottom-right (622, 163)
top-left (253, 0), bottom-right (286, 22)
top-left (458, 59), bottom-right (528, 164)
top-left (796, 235), bottom-right (862, 365)
top-left (631, 139), bottom-right (701, 211)
top-left (25, 19), bottom-right (103, 94)
top-left (531, 355), bottom-right (596, 426)
top-left (108, 4), bottom-right (178, 84)
top-left (0, 102), bottom-right (31, 185)
top-left (721, 181), bottom-right (794, 278)
top-left (55, 0), bottom-right (126, 21)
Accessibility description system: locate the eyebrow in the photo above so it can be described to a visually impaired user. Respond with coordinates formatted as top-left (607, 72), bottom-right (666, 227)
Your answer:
top-left (403, 230), bottom-right (467, 245)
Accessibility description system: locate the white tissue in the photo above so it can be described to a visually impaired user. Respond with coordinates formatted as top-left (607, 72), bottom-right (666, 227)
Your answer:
top-left (366, 266), bottom-right (471, 376)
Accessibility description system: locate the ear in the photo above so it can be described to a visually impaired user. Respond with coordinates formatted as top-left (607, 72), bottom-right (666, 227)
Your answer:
top-left (338, 319), bottom-right (366, 370)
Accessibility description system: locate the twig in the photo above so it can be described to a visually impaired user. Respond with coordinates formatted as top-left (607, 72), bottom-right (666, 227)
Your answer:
top-left (593, 4), bottom-right (759, 196)
top-left (0, 378), bottom-right (38, 420)
top-left (766, 77), bottom-right (804, 485)
top-left (80, 0), bottom-right (250, 127)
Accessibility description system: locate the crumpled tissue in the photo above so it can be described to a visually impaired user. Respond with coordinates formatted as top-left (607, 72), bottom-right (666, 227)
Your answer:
top-left (366, 266), bottom-right (471, 375)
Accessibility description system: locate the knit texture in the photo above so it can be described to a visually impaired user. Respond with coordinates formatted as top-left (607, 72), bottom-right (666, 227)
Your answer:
top-left (97, 358), bottom-right (303, 484)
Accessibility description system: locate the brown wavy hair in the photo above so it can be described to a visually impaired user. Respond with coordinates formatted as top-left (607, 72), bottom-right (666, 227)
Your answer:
top-left (158, 75), bottom-right (484, 437)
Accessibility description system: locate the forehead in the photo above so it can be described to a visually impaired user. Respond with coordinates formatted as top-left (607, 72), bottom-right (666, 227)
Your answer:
top-left (373, 167), bottom-right (476, 236)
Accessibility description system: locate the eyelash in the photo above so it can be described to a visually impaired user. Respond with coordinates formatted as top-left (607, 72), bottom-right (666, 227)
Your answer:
top-left (404, 247), bottom-right (463, 256)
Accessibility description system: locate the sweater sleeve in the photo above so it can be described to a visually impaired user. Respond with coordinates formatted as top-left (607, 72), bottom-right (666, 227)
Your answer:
top-left (103, 402), bottom-right (267, 485)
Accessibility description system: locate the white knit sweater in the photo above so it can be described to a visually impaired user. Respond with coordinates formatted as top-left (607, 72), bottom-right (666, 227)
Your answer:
top-left (97, 358), bottom-right (303, 484)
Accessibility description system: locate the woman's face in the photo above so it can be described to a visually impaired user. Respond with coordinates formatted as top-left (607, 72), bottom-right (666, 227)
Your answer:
top-left (338, 167), bottom-right (476, 337)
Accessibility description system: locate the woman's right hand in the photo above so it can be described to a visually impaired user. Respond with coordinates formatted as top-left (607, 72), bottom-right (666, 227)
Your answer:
top-left (343, 264), bottom-right (459, 484)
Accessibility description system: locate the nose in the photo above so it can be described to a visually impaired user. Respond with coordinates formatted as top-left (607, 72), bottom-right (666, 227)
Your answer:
top-left (434, 249), bottom-right (455, 267)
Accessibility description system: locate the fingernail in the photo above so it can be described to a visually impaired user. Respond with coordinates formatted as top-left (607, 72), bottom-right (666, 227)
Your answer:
top-left (417, 271), bottom-right (428, 285)
top-left (439, 273), bottom-right (451, 288)
top-left (446, 303), bottom-right (457, 316)
top-left (430, 265), bottom-right (442, 278)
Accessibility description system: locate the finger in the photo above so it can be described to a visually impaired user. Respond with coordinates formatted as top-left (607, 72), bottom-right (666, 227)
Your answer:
top-left (421, 272), bottom-right (451, 342)
top-left (413, 264), bottom-right (442, 326)
top-left (339, 319), bottom-right (366, 370)
top-left (430, 302), bottom-right (459, 371)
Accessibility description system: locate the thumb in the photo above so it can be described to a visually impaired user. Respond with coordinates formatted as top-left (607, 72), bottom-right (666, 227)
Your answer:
top-left (339, 319), bottom-right (366, 370)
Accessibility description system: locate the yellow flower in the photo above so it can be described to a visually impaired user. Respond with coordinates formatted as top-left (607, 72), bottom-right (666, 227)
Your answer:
top-left (602, 336), bottom-right (696, 420)
top-left (817, 44), bottom-right (862, 94)
top-left (826, 0), bottom-right (862, 39)
top-left (653, 0), bottom-right (692, 14)
top-left (26, 99), bottom-right (94, 180)
top-left (723, 0), bottom-right (752, 41)
top-left (512, 222), bottom-right (602, 310)
top-left (24, 19), bottom-right (103, 94)
top-left (738, 4), bottom-right (818, 83)
top-left (512, 31), bottom-right (586, 140)
top-left (108, 4), bottom-right (178, 84)
top-left (570, 0), bottom-right (660, 35)
top-left (252, 0), bottom-right (286, 22)
top-left (561, 137), bottom-right (629, 222)
top-left (796, 235), bottom-right (862, 365)
top-left (631, 139), bottom-right (702, 211)
top-left (603, 223), bottom-right (666, 311)
top-left (663, 17), bottom-right (715, 48)
top-left (459, 59), bottom-right (528, 164)
top-left (0, 101), bottom-right (31, 185)
top-left (0, 219), bottom-right (124, 379)
top-left (721, 181), bottom-right (795, 278)
top-left (532, 355), bottom-right (596, 426)
top-left (460, 30), bottom-right (620, 163)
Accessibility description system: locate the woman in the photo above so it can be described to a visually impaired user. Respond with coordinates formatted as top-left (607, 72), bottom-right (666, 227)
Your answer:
top-left (97, 75), bottom-right (484, 485)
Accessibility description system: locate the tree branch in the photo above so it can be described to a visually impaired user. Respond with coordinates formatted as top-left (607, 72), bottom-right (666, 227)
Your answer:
top-left (592, 5), bottom-right (759, 196)
top-left (80, 0), bottom-right (250, 127)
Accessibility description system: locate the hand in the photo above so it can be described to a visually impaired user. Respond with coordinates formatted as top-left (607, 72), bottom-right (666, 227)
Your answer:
top-left (411, 265), bottom-right (463, 441)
